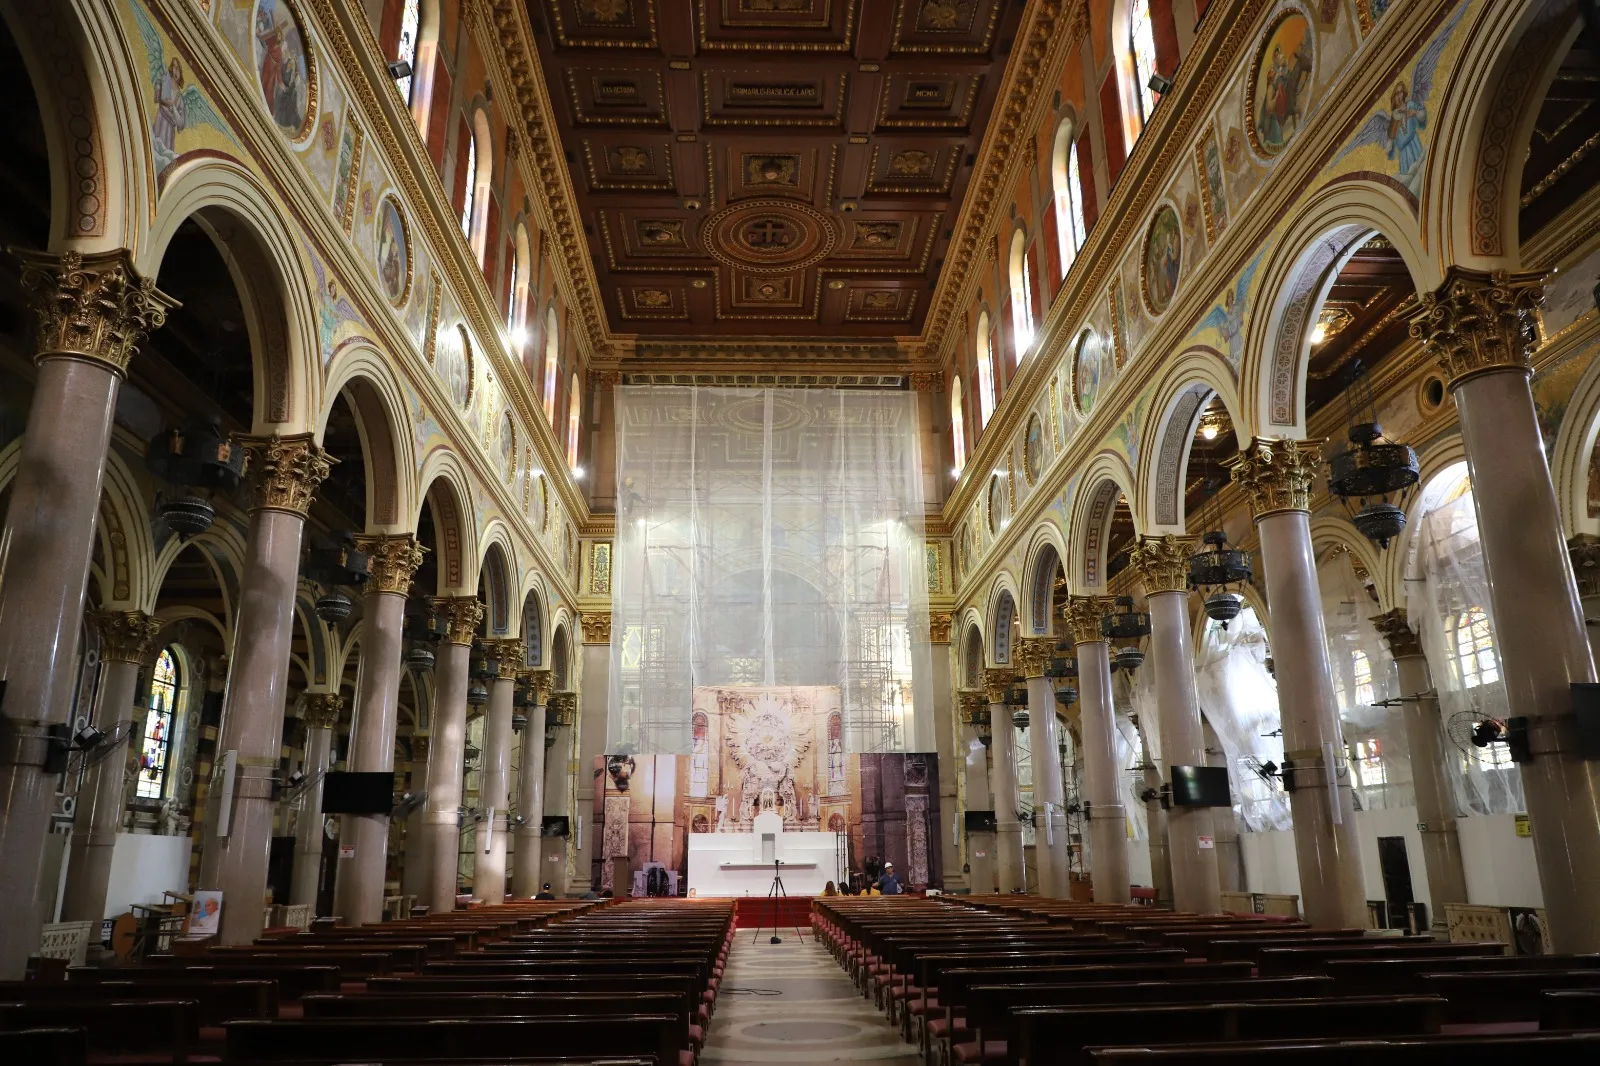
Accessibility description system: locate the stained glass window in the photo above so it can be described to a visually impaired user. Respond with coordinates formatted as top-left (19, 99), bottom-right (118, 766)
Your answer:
top-left (1054, 127), bottom-right (1087, 275)
top-left (1130, 0), bottom-right (1159, 125)
top-left (1009, 231), bottom-right (1034, 356)
top-left (397, 0), bottom-right (421, 104)
top-left (1352, 738), bottom-right (1386, 787)
top-left (1453, 606), bottom-right (1498, 688)
top-left (138, 649), bottom-right (179, 800)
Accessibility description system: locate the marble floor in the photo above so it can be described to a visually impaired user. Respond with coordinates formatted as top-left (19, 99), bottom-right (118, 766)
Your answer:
top-left (701, 931), bottom-right (921, 1065)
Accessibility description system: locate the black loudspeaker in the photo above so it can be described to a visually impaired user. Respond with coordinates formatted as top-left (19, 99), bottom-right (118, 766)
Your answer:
top-left (542, 815), bottom-right (570, 837)
top-left (964, 809), bottom-right (997, 833)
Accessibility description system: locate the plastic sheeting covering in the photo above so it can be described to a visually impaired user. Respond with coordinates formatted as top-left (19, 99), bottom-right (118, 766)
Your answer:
top-left (608, 387), bottom-right (932, 756)
top-left (1405, 467), bottom-right (1523, 815)
top-left (1111, 668), bottom-right (1154, 842)
top-left (1194, 607), bottom-right (1292, 831)
top-left (1318, 551), bottom-right (1410, 812)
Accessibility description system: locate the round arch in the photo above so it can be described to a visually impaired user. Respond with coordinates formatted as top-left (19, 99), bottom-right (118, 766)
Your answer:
top-left (1138, 353), bottom-right (1245, 534)
top-left (1067, 453), bottom-right (1139, 591)
top-left (1397, 435), bottom-right (1472, 588)
top-left (1550, 348), bottom-right (1600, 539)
top-left (518, 575), bottom-right (550, 668)
top-left (416, 449), bottom-right (478, 595)
top-left (477, 528), bottom-right (518, 636)
top-left (149, 525), bottom-right (248, 625)
top-left (1309, 517), bottom-right (1390, 610)
top-left (549, 616), bottom-right (573, 690)
top-left (958, 613), bottom-right (985, 688)
top-left (139, 161), bottom-right (321, 433)
top-left (321, 346), bottom-right (420, 533)
top-left (1021, 524), bottom-right (1069, 636)
top-left (1240, 183), bottom-right (1432, 438)
top-left (984, 577), bottom-right (1020, 666)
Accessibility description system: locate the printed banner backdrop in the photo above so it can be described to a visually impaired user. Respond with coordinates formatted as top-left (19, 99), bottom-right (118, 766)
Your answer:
top-left (591, 687), bottom-right (940, 893)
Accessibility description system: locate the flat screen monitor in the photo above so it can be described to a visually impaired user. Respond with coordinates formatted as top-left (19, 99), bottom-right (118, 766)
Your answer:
top-left (542, 815), bottom-right (571, 837)
top-left (964, 809), bottom-right (998, 833)
top-left (1170, 765), bottom-right (1232, 807)
top-left (321, 771), bottom-right (395, 814)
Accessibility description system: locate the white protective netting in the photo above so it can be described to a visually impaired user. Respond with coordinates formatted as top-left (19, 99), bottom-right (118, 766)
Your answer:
top-left (1194, 606), bottom-right (1292, 831)
top-left (609, 386), bottom-right (933, 756)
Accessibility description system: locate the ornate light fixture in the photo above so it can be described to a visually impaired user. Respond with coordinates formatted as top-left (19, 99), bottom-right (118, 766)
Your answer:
top-left (1103, 596), bottom-right (1149, 673)
top-left (314, 590), bottom-right (354, 625)
top-left (405, 642), bottom-right (436, 671)
top-left (1327, 363), bottom-right (1420, 549)
top-left (1115, 645), bottom-right (1145, 672)
top-left (1048, 656), bottom-right (1077, 707)
top-left (972, 707), bottom-right (993, 747)
top-left (1188, 531), bottom-right (1252, 627)
top-left (1007, 677), bottom-right (1029, 728)
top-left (145, 415), bottom-right (246, 537)
top-left (303, 534), bottom-right (370, 626)
top-left (467, 679), bottom-right (489, 707)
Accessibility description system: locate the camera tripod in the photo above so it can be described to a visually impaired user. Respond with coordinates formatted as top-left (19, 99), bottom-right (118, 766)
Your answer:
top-left (753, 858), bottom-right (805, 945)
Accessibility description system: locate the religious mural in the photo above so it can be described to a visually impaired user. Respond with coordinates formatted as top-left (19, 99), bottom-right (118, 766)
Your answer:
top-left (1248, 11), bottom-right (1314, 157)
top-left (377, 196), bottom-right (411, 305)
top-left (1142, 205), bottom-right (1183, 315)
top-left (253, 0), bottom-right (313, 140)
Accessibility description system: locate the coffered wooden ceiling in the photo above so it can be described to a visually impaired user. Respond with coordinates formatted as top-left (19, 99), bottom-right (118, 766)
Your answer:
top-left (525, 0), bottom-right (1027, 340)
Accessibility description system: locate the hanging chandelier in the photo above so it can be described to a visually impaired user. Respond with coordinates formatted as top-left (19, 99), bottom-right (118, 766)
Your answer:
top-left (1188, 530), bottom-right (1252, 627)
top-left (1326, 363), bottom-right (1419, 549)
top-left (145, 415), bottom-right (246, 537)
top-left (1047, 656), bottom-right (1077, 706)
top-left (303, 535), bottom-right (370, 626)
top-left (1103, 596), bottom-right (1149, 673)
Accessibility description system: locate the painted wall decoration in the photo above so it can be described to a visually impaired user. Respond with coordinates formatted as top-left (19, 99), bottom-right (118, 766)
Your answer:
top-left (376, 196), bottom-right (412, 306)
top-left (332, 114), bottom-right (364, 234)
top-left (987, 473), bottom-right (1007, 535)
top-left (1196, 123), bottom-right (1229, 241)
top-left (130, 3), bottom-right (234, 182)
top-left (1075, 330), bottom-right (1107, 417)
top-left (254, 0), bottom-right (314, 140)
top-left (1195, 249), bottom-right (1265, 372)
top-left (1247, 10), bottom-right (1314, 158)
top-left (436, 324), bottom-right (474, 410)
top-left (1142, 205), bottom-right (1183, 315)
top-left (1023, 413), bottom-right (1044, 486)
top-left (499, 411), bottom-right (516, 482)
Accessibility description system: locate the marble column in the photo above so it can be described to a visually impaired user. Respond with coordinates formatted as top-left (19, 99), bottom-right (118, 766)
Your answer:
top-left (1018, 638), bottom-right (1070, 898)
top-left (1129, 536), bottom-right (1222, 913)
top-left (1227, 438), bottom-right (1367, 928)
top-left (574, 614), bottom-right (609, 895)
top-left (0, 251), bottom-right (172, 976)
top-left (1413, 269), bottom-right (1600, 951)
top-left (1133, 713), bottom-right (1174, 908)
top-left (1371, 608), bottom-right (1467, 925)
top-left (475, 639), bottom-right (522, 905)
top-left (1570, 536), bottom-right (1600, 666)
top-left (424, 598), bottom-right (481, 913)
top-left (540, 692), bottom-right (577, 895)
top-left (513, 670), bottom-right (552, 898)
top-left (982, 669), bottom-right (1025, 893)
top-left (333, 536), bottom-right (423, 926)
top-left (400, 734), bottom-right (431, 901)
top-left (929, 612), bottom-right (959, 889)
top-left (60, 611), bottom-right (162, 923)
top-left (959, 690), bottom-right (997, 894)
top-left (207, 436), bottom-right (331, 945)
top-left (292, 693), bottom-right (342, 910)
top-left (1066, 597), bottom-right (1131, 904)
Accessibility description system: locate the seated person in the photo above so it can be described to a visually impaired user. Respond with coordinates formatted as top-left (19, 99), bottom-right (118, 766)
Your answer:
top-left (534, 883), bottom-right (556, 900)
top-left (877, 862), bottom-right (903, 895)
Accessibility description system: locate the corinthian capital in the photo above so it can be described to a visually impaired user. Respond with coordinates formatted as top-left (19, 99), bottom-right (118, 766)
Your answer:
top-left (982, 668), bottom-right (1014, 704)
top-left (1129, 534), bottom-right (1195, 595)
top-left (488, 638), bottom-right (525, 679)
top-left (434, 596), bottom-right (484, 646)
top-left (357, 534), bottom-right (425, 595)
top-left (92, 609), bottom-right (162, 666)
top-left (580, 612), bottom-right (611, 644)
top-left (1015, 637), bottom-right (1055, 679)
top-left (1409, 267), bottom-right (1544, 390)
top-left (238, 434), bottom-right (334, 516)
top-left (1370, 608), bottom-right (1422, 659)
top-left (303, 691), bottom-right (345, 730)
top-left (526, 668), bottom-right (554, 705)
top-left (1568, 533), bottom-right (1600, 599)
top-left (15, 248), bottom-right (175, 374)
top-left (547, 691), bottom-right (577, 725)
top-left (957, 689), bottom-right (987, 722)
top-left (1064, 595), bottom-right (1113, 645)
top-left (1225, 437), bottom-right (1322, 519)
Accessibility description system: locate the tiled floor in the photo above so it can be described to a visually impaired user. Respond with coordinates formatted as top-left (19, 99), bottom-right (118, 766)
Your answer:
top-left (701, 932), bottom-right (921, 1064)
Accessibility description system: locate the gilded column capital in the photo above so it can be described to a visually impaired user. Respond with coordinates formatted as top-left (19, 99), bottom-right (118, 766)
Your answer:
top-left (1130, 534), bottom-right (1196, 595)
top-left (929, 610), bottom-right (953, 644)
top-left (526, 668), bottom-right (554, 705)
top-left (1370, 608), bottom-right (1423, 659)
top-left (433, 596), bottom-right (485, 646)
top-left (1015, 637), bottom-right (1055, 678)
top-left (356, 534), bottom-right (425, 594)
top-left (908, 371), bottom-right (942, 393)
top-left (1065, 595), bottom-right (1114, 645)
top-left (1225, 436), bottom-right (1322, 519)
top-left (92, 608), bottom-right (162, 666)
top-left (411, 735), bottom-right (430, 763)
top-left (303, 691), bottom-right (345, 730)
top-left (1409, 267), bottom-right (1544, 390)
top-left (958, 689), bottom-right (987, 723)
top-left (547, 691), bottom-right (577, 725)
top-left (237, 433), bottom-right (334, 516)
top-left (15, 248), bottom-right (175, 375)
top-left (1568, 534), bottom-right (1600, 600)
top-left (489, 638), bottom-right (525, 679)
top-left (982, 668), bottom-right (1014, 704)
top-left (580, 611), bottom-right (611, 644)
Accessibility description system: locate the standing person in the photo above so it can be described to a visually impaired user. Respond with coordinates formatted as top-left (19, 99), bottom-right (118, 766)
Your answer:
top-left (877, 862), bottom-right (903, 895)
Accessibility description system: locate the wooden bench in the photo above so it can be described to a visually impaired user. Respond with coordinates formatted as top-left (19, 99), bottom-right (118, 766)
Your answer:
top-left (71, 963), bottom-right (339, 1000)
top-left (1323, 952), bottom-right (1600, 993)
top-left (0, 998), bottom-right (199, 1062)
top-left (1542, 988), bottom-right (1600, 1030)
top-left (1255, 942), bottom-right (1505, 976)
top-left (1084, 1031), bottom-right (1600, 1064)
top-left (1416, 969), bottom-right (1600, 1022)
top-left (0, 977), bottom-right (276, 1023)
top-left (0, 1027), bottom-right (86, 1066)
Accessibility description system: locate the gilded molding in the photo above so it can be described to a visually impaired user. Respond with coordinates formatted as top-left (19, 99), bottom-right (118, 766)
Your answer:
top-left (929, 610), bottom-right (954, 644)
top-left (489, 638), bottom-right (525, 679)
top-left (547, 691), bottom-right (578, 725)
top-left (15, 249), bottom-right (175, 375)
top-left (238, 434), bottom-right (333, 517)
top-left (1129, 535), bottom-right (1196, 596)
top-left (527, 668), bottom-right (554, 706)
top-left (356, 534), bottom-right (425, 595)
top-left (1064, 595), bottom-right (1114, 645)
top-left (1409, 268), bottom-right (1545, 390)
top-left (434, 596), bottom-right (485, 646)
top-left (580, 612), bottom-right (611, 644)
top-left (982, 667), bottom-right (1015, 704)
top-left (302, 691), bottom-right (345, 730)
top-left (92, 609), bottom-right (162, 666)
top-left (1225, 437), bottom-right (1323, 519)
top-left (1015, 637), bottom-right (1055, 679)
top-left (1568, 534), bottom-right (1600, 600)
top-left (958, 689), bottom-right (987, 723)
top-left (1370, 607), bottom-right (1423, 660)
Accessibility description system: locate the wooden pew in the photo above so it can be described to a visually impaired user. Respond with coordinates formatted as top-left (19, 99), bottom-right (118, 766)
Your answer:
top-left (0, 1027), bottom-right (86, 1066)
top-left (0, 999), bottom-right (200, 1062)
top-left (1085, 1031), bottom-right (1600, 1064)
top-left (70, 962), bottom-right (339, 1000)
top-left (1255, 941), bottom-right (1505, 976)
top-left (1542, 988), bottom-right (1600, 1030)
top-left (0, 977), bottom-right (277, 1023)
top-left (1416, 968), bottom-right (1600, 1023)
top-left (1323, 952), bottom-right (1600, 993)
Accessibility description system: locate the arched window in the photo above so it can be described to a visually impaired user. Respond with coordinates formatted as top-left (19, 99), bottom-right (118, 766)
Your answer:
top-left (459, 124), bottom-right (478, 239)
top-left (950, 378), bottom-right (967, 476)
top-left (566, 373), bottom-right (582, 470)
top-left (397, 0), bottom-right (421, 103)
top-left (1129, 0), bottom-right (1159, 126)
top-left (459, 111), bottom-right (492, 260)
top-left (138, 648), bottom-right (180, 800)
top-left (1051, 120), bottom-right (1087, 274)
top-left (1452, 606), bottom-right (1499, 688)
top-left (508, 224), bottom-right (531, 351)
top-left (1008, 230), bottom-right (1034, 357)
top-left (542, 306), bottom-right (559, 422)
top-left (1351, 738), bottom-right (1386, 787)
top-left (975, 310), bottom-right (996, 428)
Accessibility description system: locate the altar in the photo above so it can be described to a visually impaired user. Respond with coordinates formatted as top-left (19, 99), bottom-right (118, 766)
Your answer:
top-left (687, 811), bottom-right (843, 897)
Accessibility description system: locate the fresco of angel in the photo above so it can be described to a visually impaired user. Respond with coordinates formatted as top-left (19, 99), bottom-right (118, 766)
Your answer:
top-left (133, 3), bottom-right (231, 175)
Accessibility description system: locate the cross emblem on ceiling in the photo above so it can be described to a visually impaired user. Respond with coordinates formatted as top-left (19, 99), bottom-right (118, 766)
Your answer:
top-left (744, 219), bottom-right (793, 249)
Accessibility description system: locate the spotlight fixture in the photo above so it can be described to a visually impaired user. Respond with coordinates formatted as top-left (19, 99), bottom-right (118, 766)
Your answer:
top-left (1147, 73), bottom-right (1173, 96)
top-left (287, 769), bottom-right (307, 788)
top-left (387, 59), bottom-right (413, 81)
top-left (73, 725), bottom-right (105, 750)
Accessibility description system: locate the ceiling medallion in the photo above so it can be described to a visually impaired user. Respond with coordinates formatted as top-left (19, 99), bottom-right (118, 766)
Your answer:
top-left (703, 199), bottom-right (837, 274)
